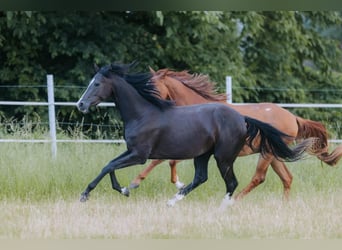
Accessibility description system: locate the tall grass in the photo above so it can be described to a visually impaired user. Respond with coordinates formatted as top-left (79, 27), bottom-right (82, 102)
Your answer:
top-left (1, 124), bottom-right (342, 238)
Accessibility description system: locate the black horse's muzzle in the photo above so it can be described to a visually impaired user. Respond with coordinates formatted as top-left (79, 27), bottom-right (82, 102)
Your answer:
top-left (76, 100), bottom-right (90, 114)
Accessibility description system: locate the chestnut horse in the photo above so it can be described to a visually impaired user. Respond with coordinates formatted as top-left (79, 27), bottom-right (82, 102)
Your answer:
top-left (130, 68), bottom-right (342, 200)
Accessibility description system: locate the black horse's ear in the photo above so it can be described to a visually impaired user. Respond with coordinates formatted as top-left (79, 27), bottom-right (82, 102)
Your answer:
top-left (94, 63), bottom-right (99, 72)
top-left (129, 60), bottom-right (139, 69)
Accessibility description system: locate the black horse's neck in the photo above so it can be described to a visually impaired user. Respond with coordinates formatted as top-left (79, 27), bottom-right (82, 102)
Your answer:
top-left (96, 63), bottom-right (174, 125)
top-left (110, 76), bottom-right (162, 124)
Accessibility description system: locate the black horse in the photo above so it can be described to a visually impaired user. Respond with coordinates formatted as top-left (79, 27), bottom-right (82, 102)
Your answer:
top-left (77, 62), bottom-right (314, 207)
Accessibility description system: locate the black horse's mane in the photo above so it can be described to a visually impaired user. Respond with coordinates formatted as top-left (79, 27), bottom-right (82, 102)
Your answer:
top-left (99, 62), bottom-right (174, 110)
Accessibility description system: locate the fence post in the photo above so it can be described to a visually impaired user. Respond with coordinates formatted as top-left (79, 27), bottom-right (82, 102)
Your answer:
top-left (47, 75), bottom-right (57, 159)
top-left (226, 76), bottom-right (232, 103)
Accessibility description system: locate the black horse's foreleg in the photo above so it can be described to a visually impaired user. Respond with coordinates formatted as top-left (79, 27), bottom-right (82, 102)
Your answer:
top-left (109, 171), bottom-right (129, 196)
top-left (167, 152), bottom-right (211, 206)
top-left (80, 150), bottom-right (146, 202)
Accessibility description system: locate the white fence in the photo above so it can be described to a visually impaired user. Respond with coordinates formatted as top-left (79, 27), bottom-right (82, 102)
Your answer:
top-left (0, 75), bottom-right (341, 158)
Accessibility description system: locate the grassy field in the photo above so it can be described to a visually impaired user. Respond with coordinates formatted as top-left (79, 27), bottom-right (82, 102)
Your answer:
top-left (1, 142), bottom-right (342, 239)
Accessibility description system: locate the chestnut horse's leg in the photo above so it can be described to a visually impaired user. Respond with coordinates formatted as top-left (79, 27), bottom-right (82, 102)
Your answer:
top-left (234, 154), bottom-right (273, 200)
top-left (234, 155), bottom-right (294, 201)
top-left (269, 159), bottom-right (293, 201)
top-left (130, 159), bottom-right (184, 190)
top-left (169, 160), bottom-right (185, 189)
top-left (129, 159), bottom-right (165, 189)
top-left (169, 160), bottom-right (178, 183)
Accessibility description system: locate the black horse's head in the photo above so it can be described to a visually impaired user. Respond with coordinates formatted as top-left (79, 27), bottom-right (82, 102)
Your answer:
top-left (77, 61), bottom-right (173, 113)
top-left (77, 62), bottom-right (137, 113)
top-left (77, 72), bottom-right (110, 113)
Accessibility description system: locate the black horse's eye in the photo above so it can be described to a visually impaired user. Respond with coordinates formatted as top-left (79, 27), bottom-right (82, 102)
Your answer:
top-left (94, 82), bottom-right (100, 87)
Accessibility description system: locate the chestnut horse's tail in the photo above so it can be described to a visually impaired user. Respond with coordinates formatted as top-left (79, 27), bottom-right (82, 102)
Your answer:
top-left (244, 116), bottom-right (315, 162)
top-left (296, 116), bottom-right (342, 166)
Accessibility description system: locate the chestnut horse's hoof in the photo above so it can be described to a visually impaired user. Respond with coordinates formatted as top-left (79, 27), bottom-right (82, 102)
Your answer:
top-left (129, 182), bottom-right (140, 189)
top-left (80, 192), bottom-right (89, 202)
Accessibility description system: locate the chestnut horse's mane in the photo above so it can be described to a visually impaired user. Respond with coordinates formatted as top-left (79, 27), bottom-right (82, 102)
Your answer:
top-left (153, 68), bottom-right (227, 102)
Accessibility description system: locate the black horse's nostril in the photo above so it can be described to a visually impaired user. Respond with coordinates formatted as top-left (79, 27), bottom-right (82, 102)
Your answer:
top-left (77, 101), bottom-right (88, 113)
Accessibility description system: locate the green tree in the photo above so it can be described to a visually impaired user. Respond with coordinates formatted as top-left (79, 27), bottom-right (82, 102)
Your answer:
top-left (236, 11), bottom-right (342, 102)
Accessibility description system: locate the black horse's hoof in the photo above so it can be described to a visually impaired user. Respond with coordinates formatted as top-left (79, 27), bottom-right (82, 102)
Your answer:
top-left (121, 187), bottom-right (130, 197)
top-left (80, 192), bottom-right (89, 202)
top-left (129, 182), bottom-right (140, 189)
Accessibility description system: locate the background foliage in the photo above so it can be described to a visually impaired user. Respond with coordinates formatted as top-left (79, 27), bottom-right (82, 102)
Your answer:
top-left (0, 11), bottom-right (341, 138)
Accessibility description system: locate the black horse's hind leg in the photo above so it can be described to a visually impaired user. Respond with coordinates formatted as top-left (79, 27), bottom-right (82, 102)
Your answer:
top-left (218, 163), bottom-right (238, 206)
top-left (167, 151), bottom-right (212, 206)
top-left (80, 150), bottom-right (146, 202)
top-left (213, 146), bottom-right (241, 209)
top-left (215, 158), bottom-right (239, 209)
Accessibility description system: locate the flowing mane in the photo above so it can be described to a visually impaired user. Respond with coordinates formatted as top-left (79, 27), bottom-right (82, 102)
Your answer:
top-left (99, 63), bottom-right (174, 110)
top-left (152, 69), bottom-right (227, 102)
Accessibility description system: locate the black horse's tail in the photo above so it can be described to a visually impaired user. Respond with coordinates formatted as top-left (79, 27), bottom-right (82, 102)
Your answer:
top-left (244, 116), bottom-right (316, 162)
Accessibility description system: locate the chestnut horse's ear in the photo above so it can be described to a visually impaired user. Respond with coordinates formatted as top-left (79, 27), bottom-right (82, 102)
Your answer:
top-left (149, 66), bottom-right (156, 74)
top-left (94, 63), bottom-right (99, 72)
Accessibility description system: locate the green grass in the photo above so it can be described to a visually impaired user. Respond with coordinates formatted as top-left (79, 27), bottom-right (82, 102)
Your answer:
top-left (1, 140), bottom-right (342, 238)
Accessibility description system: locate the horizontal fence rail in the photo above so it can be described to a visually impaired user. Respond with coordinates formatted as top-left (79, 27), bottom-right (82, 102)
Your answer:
top-left (1, 101), bottom-right (342, 108)
top-left (0, 101), bottom-right (116, 107)
top-left (0, 75), bottom-right (341, 158)
top-left (0, 139), bottom-right (125, 143)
